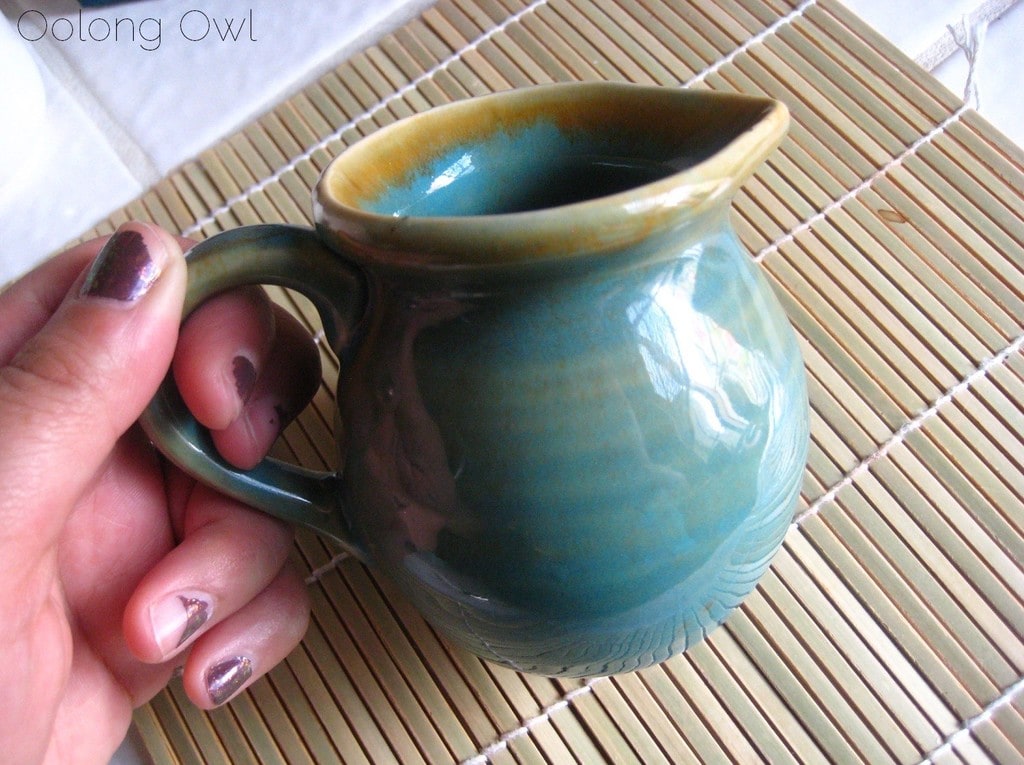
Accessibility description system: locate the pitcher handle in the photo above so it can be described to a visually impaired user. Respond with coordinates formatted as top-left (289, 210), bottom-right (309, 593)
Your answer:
top-left (139, 224), bottom-right (368, 557)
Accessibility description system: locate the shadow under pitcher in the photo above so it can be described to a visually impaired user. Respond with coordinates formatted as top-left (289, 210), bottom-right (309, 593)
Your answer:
top-left (142, 82), bottom-right (809, 677)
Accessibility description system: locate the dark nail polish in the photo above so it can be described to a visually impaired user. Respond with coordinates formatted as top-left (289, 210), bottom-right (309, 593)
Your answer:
top-left (206, 655), bottom-right (253, 705)
top-left (232, 356), bottom-right (257, 403)
top-left (177, 595), bottom-right (210, 648)
top-left (80, 229), bottom-right (159, 301)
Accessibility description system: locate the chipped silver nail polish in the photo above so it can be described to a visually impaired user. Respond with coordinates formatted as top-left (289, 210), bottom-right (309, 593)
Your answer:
top-left (206, 656), bottom-right (253, 706)
top-left (177, 595), bottom-right (210, 648)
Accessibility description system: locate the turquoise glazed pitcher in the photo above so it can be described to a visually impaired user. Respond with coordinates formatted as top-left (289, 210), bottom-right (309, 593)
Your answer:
top-left (143, 83), bottom-right (808, 677)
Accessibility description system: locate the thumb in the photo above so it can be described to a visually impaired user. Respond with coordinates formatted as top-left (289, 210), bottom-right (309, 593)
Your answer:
top-left (0, 222), bottom-right (186, 553)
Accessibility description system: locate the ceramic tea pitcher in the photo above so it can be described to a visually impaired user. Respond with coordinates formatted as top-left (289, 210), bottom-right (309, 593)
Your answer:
top-left (143, 82), bottom-right (808, 677)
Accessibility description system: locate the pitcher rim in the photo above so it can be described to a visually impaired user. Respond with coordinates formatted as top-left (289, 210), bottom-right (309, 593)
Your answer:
top-left (314, 82), bottom-right (789, 273)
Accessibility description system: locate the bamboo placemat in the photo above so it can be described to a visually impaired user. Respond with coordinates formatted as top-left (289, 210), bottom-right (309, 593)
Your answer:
top-left (71, 0), bottom-right (1024, 761)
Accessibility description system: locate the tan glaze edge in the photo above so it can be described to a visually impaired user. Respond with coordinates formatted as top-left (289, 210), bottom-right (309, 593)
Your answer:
top-left (315, 83), bottom-right (790, 270)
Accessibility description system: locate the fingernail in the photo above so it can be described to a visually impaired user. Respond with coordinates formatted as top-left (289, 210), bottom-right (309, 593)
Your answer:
top-left (206, 655), bottom-right (253, 706)
top-left (232, 355), bottom-right (257, 403)
top-left (150, 593), bottom-right (212, 657)
top-left (80, 226), bottom-right (163, 302)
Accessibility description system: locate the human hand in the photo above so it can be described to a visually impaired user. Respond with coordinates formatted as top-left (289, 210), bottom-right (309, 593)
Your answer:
top-left (0, 222), bottom-right (320, 763)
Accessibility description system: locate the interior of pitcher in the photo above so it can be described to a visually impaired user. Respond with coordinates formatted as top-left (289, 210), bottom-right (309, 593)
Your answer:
top-left (321, 83), bottom-right (787, 221)
top-left (367, 125), bottom-right (679, 217)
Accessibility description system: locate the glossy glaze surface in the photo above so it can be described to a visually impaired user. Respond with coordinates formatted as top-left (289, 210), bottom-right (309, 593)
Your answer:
top-left (336, 225), bottom-right (806, 675)
top-left (144, 84), bottom-right (807, 677)
top-left (323, 85), bottom-right (807, 675)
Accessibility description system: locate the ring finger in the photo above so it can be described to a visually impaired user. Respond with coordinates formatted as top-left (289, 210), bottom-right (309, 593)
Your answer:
top-left (123, 482), bottom-right (296, 664)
